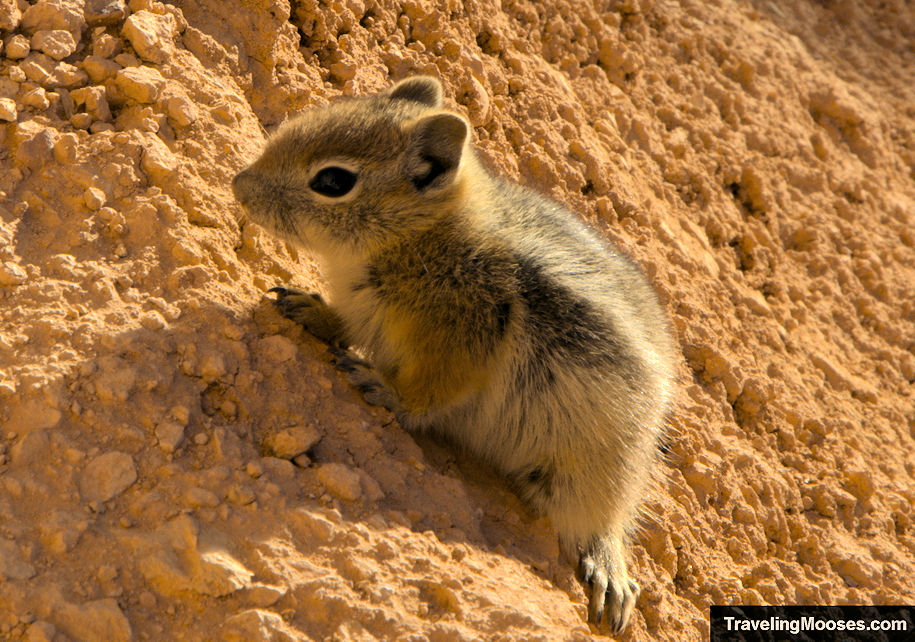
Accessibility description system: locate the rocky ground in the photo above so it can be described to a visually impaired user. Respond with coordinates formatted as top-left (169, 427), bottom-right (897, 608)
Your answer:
top-left (0, 0), bottom-right (913, 639)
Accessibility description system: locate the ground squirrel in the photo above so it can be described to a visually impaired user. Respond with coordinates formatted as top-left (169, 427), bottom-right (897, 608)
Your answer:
top-left (232, 76), bottom-right (676, 633)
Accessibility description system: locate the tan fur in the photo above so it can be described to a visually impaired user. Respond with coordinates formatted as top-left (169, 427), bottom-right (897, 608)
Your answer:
top-left (233, 76), bottom-right (677, 633)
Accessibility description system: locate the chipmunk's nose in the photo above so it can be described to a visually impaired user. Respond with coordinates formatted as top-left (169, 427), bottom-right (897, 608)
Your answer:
top-left (232, 169), bottom-right (253, 205)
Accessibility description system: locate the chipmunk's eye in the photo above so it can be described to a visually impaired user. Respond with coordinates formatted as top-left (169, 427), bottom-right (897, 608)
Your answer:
top-left (309, 166), bottom-right (358, 198)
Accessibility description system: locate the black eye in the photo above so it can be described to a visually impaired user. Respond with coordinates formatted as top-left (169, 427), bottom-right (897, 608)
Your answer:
top-left (309, 166), bottom-right (358, 198)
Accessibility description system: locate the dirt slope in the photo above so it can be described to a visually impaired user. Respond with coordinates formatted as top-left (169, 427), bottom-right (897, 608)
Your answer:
top-left (0, 0), bottom-right (913, 639)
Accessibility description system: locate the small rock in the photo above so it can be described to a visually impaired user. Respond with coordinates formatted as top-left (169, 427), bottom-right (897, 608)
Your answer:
top-left (69, 85), bottom-right (111, 121)
top-left (81, 55), bottom-right (121, 83)
top-left (156, 421), bottom-right (185, 452)
top-left (70, 112), bottom-right (92, 129)
top-left (14, 125), bottom-right (56, 169)
top-left (115, 65), bottom-right (165, 103)
top-left (31, 30), bottom-right (77, 60)
top-left (79, 451), bottom-right (137, 503)
top-left (0, 0), bottom-right (21, 32)
top-left (257, 335), bottom-right (297, 362)
top-left (20, 0), bottom-right (85, 34)
top-left (113, 51), bottom-right (140, 67)
top-left (682, 461), bottom-right (717, 498)
top-left (196, 351), bottom-right (226, 381)
top-left (84, 187), bottom-right (106, 210)
top-left (197, 548), bottom-right (254, 596)
top-left (242, 583), bottom-right (287, 607)
top-left (0, 98), bottom-right (16, 122)
top-left (53, 132), bottom-right (78, 163)
top-left (315, 463), bottom-right (362, 501)
top-left (356, 469), bottom-right (385, 502)
top-left (833, 553), bottom-right (880, 586)
top-left (226, 485), bottom-right (256, 505)
top-left (49, 61), bottom-right (87, 89)
top-left (845, 469), bottom-right (875, 502)
top-left (97, 565), bottom-right (118, 582)
top-left (0, 261), bottom-right (28, 285)
top-left (85, 0), bottom-right (126, 26)
top-left (140, 134), bottom-right (175, 181)
top-left (92, 33), bottom-right (121, 58)
top-left (185, 487), bottom-right (220, 508)
top-left (21, 86), bottom-right (49, 110)
top-left (169, 405), bottom-right (190, 425)
top-left (290, 508), bottom-right (335, 543)
top-left (260, 456), bottom-right (296, 480)
top-left (264, 425), bottom-right (320, 459)
top-left (5, 34), bottom-right (30, 59)
top-left (165, 93), bottom-right (197, 126)
top-left (222, 609), bottom-right (293, 642)
top-left (810, 484), bottom-right (837, 518)
top-left (121, 10), bottom-right (178, 64)
top-left (20, 56), bottom-right (53, 85)
top-left (245, 461), bottom-right (263, 478)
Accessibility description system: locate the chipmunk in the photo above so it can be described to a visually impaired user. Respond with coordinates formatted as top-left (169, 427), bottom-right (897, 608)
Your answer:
top-left (232, 76), bottom-right (676, 634)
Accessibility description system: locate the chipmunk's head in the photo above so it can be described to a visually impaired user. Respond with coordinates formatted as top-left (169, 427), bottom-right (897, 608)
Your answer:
top-left (232, 76), bottom-right (470, 253)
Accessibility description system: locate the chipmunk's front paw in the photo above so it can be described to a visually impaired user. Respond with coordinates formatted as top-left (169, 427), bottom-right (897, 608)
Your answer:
top-left (328, 347), bottom-right (402, 414)
top-left (579, 536), bottom-right (639, 635)
top-left (269, 286), bottom-right (347, 348)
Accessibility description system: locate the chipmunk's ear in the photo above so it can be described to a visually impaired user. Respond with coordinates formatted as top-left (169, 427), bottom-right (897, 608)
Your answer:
top-left (388, 76), bottom-right (442, 108)
top-left (405, 112), bottom-right (468, 192)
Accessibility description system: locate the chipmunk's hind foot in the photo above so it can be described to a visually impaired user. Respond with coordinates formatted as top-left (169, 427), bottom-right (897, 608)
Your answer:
top-left (579, 535), bottom-right (640, 635)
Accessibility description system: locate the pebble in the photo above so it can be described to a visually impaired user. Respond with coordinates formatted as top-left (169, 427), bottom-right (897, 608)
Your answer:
top-left (20, 1), bottom-right (85, 34)
top-left (227, 485), bottom-right (256, 505)
top-left (81, 55), bottom-right (121, 82)
top-left (30, 29), bottom-right (77, 60)
top-left (264, 425), bottom-right (320, 459)
top-left (84, 187), bottom-right (106, 210)
top-left (185, 487), bottom-right (220, 508)
top-left (121, 10), bottom-right (178, 64)
top-left (315, 463), bottom-right (363, 501)
top-left (0, 0), bottom-right (21, 31)
top-left (243, 583), bottom-right (287, 607)
top-left (257, 335), bottom-right (297, 362)
top-left (0, 261), bottom-right (27, 286)
top-left (198, 549), bottom-right (254, 596)
top-left (5, 35), bottom-right (30, 59)
top-left (79, 451), bottom-right (137, 502)
top-left (155, 421), bottom-right (185, 452)
top-left (21, 87), bottom-right (49, 110)
top-left (69, 85), bottom-right (112, 121)
top-left (85, 0), bottom-right (126, 26)
top-left (222, 609), bottom-right (288, 641)
top-left (290, 508), bottom-right (336, 543)
top-left (0, 98), bottom-right (16, 121)
top-left (165, 93), bottom-right (197, 126)
top-left (115, 65), bottom-right (166, 103)
top-left (70, 112), bottom-right (92, 129)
